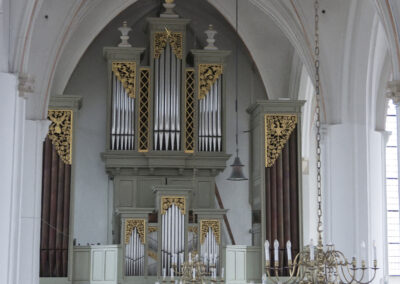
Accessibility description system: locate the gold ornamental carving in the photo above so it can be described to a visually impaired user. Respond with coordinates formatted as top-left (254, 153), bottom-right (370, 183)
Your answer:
top-left (184, 69), bottom-right (195, 153)
top-left (264, 114), bottom-right (297, 168)
top-left (112, 62), bottom-right (136, 98)
top-left (198, 64), bottom-right (223, 99)
top-left (125, 219), bottom-right (146, 244)
top-left (139, 68), bottom-right (151, 152)
top-left (200, 220), bottom-right (220, 244)
top-left (148, 226), bottom-right (157, 233)
top-left (154, 31), bottom-right (183, 59)
top-left (161, 196), bottom-right (186, 215)
top-left (48, 110), bottom-right (73, 165)
top-left (189, 226), bottom-right (198, 234)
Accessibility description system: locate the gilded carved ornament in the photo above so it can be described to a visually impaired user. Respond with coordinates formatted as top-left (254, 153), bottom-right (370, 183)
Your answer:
top-left (112, 62), bottom-right (136, 98)
top-left (200, 220), bottom-right (220, 245)
top-left (264, 114), bottom-right (297, 168)
top-left (189, 226), bottom-right (198, 234)
top-left (48, 110), bottom-right (73, 165)
top-left (154, 31), bottom-right (183, 59)
top-left (125, 219), bottom-right (146, 244)
top-left (161, 196), bottom-right (186, 215)
top-left (198, 64), bottom-right (223, 100)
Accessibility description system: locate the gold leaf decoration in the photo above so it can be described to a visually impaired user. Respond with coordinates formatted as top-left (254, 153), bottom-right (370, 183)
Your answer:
top-left (139, 68), bottom-right (151, 152)
top-left (112, 62), bottom-right (136, 98)
top-left (148, 251), bottom-right (158, 260)
top-left (184, 69), bottom-right (195, 153)
top-left (198, 64), bottom-right (223, 99)
top-left (154, 31), bottom-right (183, 59)
top-left (48, 110), bottom-right (73, 165)
top-left (125, 219), bottom-right (146, 244)
top-left (200, 220), bottom-right (220, 244)
top-left (161, 196), bottom-right (186, 215)
top-left (148, 226), bottom-right (157, 233)
top-left (264, 114), bottom-right (297, 168)
top-left (189, 226), bottom-right (198, 234)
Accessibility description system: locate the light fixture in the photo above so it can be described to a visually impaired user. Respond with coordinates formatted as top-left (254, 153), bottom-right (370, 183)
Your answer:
top-left (228, 0), bottom-right (248, 181)
top-left (262, 1), bottom-right (378, 283)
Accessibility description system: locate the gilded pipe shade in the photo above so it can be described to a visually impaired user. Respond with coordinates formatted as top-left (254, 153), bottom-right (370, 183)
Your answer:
top-left (264, 114), bottom-right (297, 168)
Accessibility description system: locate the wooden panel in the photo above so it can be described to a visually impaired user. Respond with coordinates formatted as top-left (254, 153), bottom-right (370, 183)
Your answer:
top-left (73, 250), bottom-right (90, 281)
top-left (115, 177), bottom-right (136, 207)
top-left (92, 250), bottom-right (105, 281)
top-left (197, 180), bottom-right (212, 208)
top-left (138, 178), bottom-right (163, 207)
top-left (104, 250), bottom-right (117, 281)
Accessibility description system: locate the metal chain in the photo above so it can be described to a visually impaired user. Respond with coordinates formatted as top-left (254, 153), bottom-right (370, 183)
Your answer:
top-left (314, 0), bottom-right (323, 246)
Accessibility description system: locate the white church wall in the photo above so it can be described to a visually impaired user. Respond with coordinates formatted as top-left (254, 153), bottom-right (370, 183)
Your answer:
top-left (63, 2), bottom-right (273, 246)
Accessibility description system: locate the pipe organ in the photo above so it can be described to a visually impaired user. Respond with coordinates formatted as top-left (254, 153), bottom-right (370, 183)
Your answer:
top-left (102, 2), bottom-right (231, 281)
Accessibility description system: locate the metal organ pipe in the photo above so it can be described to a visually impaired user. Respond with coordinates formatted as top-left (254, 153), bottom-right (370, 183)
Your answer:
top-left (153, 44), bottom-right (182, 151)
top-left (111, 73), bottom-right (135, 150)
top-left (198, 77), bottom-right (222, 152)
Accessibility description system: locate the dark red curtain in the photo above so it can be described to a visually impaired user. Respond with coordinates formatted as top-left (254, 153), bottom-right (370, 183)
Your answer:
top-left (265, 127), bottom-right (299, 275)
top-left (40, 136), bottom-right (71, 277)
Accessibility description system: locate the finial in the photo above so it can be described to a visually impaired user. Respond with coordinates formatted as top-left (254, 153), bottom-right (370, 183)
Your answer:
top-left (160, 0), bottom-right (179, 18)
top-left (204, 24), bottom-right (218, 50)
top-left (117, 21), bottom-right (132, 47)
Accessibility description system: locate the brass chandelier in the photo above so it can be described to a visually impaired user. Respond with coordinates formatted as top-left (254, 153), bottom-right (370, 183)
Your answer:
top-left (262, 1), bottom-right (378, 283)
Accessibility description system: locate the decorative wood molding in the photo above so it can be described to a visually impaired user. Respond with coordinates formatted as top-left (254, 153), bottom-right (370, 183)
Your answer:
top-left (161, 196), bottom-right (186, 215)
top-left (48, 110), bottom-right (73, 165)
top-left (198, 64), bottom-right (223, 99)
top-left (139, 68), bottom-right (151, 152)
top-left (184, 68), bottom-right (195, 153)
top-left (112, 62), bottom-right (136, 98)
top-left (125, 219), bottom-right (146, 244)
top-left (154, 31), bottom-right (183, 59)
top-left (264, 114), bottom-right (297, 168)
top-left (200, 220), bottom-right (220, 244)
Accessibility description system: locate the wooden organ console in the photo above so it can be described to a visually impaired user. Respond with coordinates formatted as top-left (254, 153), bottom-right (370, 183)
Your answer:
top-left (101, 1), bottom-right (230, 281)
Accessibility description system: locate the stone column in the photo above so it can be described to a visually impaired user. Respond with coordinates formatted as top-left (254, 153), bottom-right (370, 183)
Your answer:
top-left (17, 120), bottom-right (50, 284)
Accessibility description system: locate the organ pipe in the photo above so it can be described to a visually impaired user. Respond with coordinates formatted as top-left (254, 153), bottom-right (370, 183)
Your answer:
top-left (198, 77), bottom-right (222, 152)
top-left (125, 228), bottom-right (145, 276)
top-left (111, 73), bottom-right (135, 150)
top-left (153, 44), bottom-right (182, 151)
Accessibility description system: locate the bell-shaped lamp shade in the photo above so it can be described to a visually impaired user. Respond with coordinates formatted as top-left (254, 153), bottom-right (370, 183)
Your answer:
top-left (227, 156), bottom-right (248, 181)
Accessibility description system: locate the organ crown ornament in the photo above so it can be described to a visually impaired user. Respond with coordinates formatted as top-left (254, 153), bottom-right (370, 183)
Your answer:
top-left (118, 21), bottom-right (132, 47)
top-left (204, 25), bottom-right (218, 50)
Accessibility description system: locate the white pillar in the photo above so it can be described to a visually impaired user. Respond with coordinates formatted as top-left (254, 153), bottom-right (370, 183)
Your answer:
top-left (0, 72), bottom-right (26, 284)
top-left (17, 120), bottom-right (50, 284)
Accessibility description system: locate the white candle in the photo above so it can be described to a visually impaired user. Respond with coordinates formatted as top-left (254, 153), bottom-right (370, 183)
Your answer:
top-left (189, 252), bottom-right (192, 264)
top-left (179, 280), bottom-right (183, 284)
top-left (192, 268), bottom-right (196, 280)
top-left (180, 252), bottom-right (184, 264)
top-left (162, 268), bottom-right (166, 280)
top-left (221, 268), bottom-right (225, 278)
top-left (361, 241), bottom-right (366, 262)
top-left (264, 240), bottom-right (270, 262)
top-left (310, 239), bottom-right (314, 261)
top-left (373, 240), bottom-right (377, 260)
top-left (171, 268), bottom-right (174, 279)
top-left (286, 240), bottom-right (292, 261)
top-left (262, 273), bottom-right (267, 284)
top-left (274, 240), bottom-right (279, 262)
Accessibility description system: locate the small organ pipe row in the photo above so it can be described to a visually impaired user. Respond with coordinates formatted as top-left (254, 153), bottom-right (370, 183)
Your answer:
top-left (154, 44), bottom-right (181, 151)
top-left (162, 204), bottom-right (184, 275)
top-left (111, 74), bottom-right (135, 150)
top-left (201, 228), bottom-right (220, 275)
top-left (125, 228), bottom-right (144, 276)
top-left (199, 77), bottom-right (222, 152)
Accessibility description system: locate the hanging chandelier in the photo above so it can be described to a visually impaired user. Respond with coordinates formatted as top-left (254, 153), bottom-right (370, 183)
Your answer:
top-left (262, 1), bottom-right (378, 283)
top-left (228, 0), bottom-right (248, 181)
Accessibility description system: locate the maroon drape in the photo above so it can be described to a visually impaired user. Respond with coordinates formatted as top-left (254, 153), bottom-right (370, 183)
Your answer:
top-left (40, 136), bottom-right (71, 277)
top-left (265, 127), bottom-right (299, 275)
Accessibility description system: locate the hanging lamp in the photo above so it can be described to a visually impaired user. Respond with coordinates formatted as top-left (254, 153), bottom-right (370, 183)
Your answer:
top-left (227, 0), bottom-right (248, 181)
